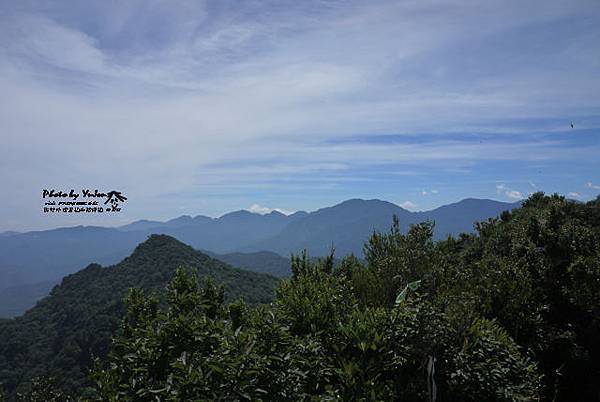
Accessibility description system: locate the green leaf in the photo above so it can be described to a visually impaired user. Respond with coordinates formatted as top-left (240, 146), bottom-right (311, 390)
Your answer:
top-left (395, 280), bottom-right (421, 305)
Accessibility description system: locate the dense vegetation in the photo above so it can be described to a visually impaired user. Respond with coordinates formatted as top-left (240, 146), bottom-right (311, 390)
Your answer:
top-left (0, 235), bottom-right (279, 399)
top-left (91, 193), bottom-right (599, 401)
top-left (1, 193), bottom-right (599, 401)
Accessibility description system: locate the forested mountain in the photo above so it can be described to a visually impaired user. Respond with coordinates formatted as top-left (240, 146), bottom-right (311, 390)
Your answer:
top-left (0, 235), bottom-right (279, 399)
top-left (0, 250), bottom-right (290, 319)
top-left (1, 193), bottom-right (596, 401)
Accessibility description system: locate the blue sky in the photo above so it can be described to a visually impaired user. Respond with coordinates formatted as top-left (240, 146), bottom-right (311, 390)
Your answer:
top-left (1, 0), bottom-right (599, 231)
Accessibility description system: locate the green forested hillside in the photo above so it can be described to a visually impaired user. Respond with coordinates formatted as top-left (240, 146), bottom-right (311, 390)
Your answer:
top-left (91, 193), bottom-right (600, 401)
top-left (0, 235), bottom-right (279, 399)
top-left (1, 193), bottom-right (599, 401)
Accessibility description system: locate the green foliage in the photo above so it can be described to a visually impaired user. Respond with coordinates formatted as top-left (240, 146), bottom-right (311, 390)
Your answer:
top-left (93, 267), bottom-right (329, 401)
top-left (277, 252), bottom-right (356, 335)
top-left (93, 193), bottom-right (599, 401)
top-left (449, 319), bottom-right (540, 402)
top-left (2, 193), bottom-right (599, 401)
top-left (93, 258), bottom-right (542, 401)
top-left (0, 235), bottom-right (279, 400)
top-left (15, 376), bottom-right (73, 402)
top-left (364, 217), bottom-right (436, 306)
top-left (464, 194), bottom-right (600, 400)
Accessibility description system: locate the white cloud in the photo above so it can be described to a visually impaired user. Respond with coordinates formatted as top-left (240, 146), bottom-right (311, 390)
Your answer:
top-left (529, 181), bottom-right (537, 188)
top-left (496, 184), bottom-right (523, 200)
top-left (247, 203), bottom-right (292, 215)
top-left (430, 189), bottom-right (439, 194)
top-left (400, 201), bottom-right (417, 210)
top-left (568, 192), bottom-right (581, 199)
top-left (421, 190), bottom-right (428, 196)
top-left (1, 1), bottom-right (599, 230)
top-left (586, 182), bottom-right (600, 190)
top-left (505, 190), bottom-right (523, 200)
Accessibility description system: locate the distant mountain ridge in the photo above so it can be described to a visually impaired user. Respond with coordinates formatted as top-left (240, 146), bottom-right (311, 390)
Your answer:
top-left (0, 198), bottom-right (520, 317)
top-left (116, 198), bottom-right (519, 256)
top-left (249, 198), bottom-right (521, 256)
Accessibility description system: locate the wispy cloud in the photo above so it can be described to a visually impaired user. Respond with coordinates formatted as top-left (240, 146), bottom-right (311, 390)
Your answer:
top-left (568, 192), bottom-right (581, 199)
top-left (0, 0), bottom-right (599, 230)
top-left (586, 182), bottom-right (600, 190)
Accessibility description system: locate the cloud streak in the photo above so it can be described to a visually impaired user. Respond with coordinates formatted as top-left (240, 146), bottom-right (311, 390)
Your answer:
top-left (0, 0), bottom-right (599, 230)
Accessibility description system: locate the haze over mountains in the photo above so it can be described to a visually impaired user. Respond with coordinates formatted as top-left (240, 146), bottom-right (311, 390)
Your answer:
top-left (0, 198), bottom-right (519, 317)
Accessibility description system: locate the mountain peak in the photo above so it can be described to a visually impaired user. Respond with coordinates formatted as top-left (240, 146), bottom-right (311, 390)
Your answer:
top-left (192, 214), bottom-right (213, 222)
top-left (266, 210), bottom-right (285, 217)
top-left (325, 198), bottom-right (400, 212)
top-left (429, 198), bottom-right (515, 212)
top-left (220, 210), bottom-right (254, 219)
top-left (289, 210), bottom-right (308, 219)
top-left (136, 233), bottom-right (184, 248)
top-left (130, 219), bottom-right (153, 224)
top-left (118, 219), bottom-right (164, 231)
top-left (127, 234), bottom-right (196, 262)
top-left (167, 215), bottom-right (193, 224)
top-left (337, 198), bottom-right (395, 206)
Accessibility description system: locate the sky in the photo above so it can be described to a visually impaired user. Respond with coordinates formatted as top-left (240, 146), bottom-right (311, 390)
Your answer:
top-left (1, 0), bottom-right (599, 231)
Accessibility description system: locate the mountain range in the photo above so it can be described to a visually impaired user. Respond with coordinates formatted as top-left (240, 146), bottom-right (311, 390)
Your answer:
top-left (0, 198), bottom-right (519, 317)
